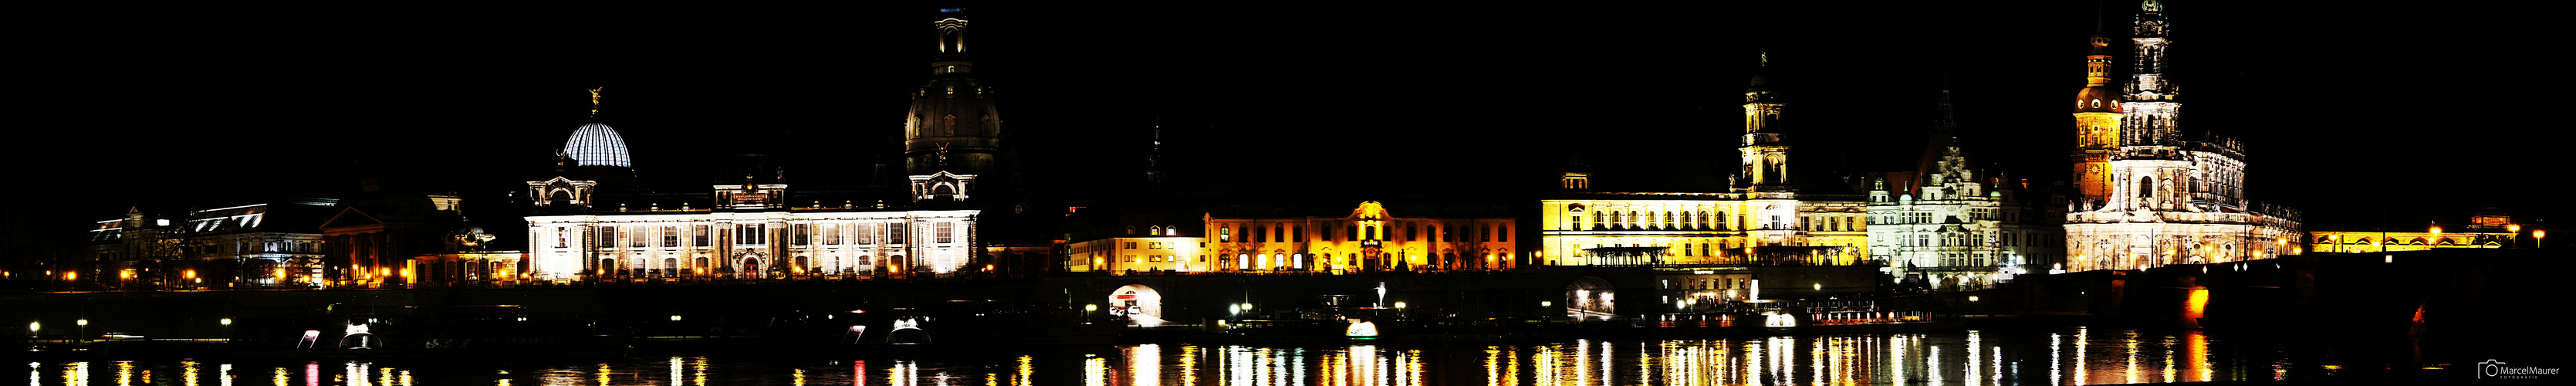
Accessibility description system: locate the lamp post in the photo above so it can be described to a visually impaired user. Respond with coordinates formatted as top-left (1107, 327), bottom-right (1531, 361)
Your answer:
top-left (2430, 225), bottom-right (2443, 249)
top-left (2508, 224), bottom-right (2522, 248)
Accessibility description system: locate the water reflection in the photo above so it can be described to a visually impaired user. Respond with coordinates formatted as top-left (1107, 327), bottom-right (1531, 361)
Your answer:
top-left (20, 327), bottom-right (2315, 385)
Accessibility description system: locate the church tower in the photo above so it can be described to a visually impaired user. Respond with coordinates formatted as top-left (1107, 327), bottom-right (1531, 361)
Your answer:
top-left (2070, 32), bottom-right (2125, 207)
top-left (2123, 0), bottom-right (2178, 146)
top-left (1740, 53), bottom-right (1791, 190)
top-left (903, 8), bottom-right (1004, 177)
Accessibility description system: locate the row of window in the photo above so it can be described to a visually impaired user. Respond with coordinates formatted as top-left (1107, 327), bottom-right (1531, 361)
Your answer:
top-left (1216, 222), bottom-right (1510, 243)
top-left (562, 222), bottom-right (948, 249)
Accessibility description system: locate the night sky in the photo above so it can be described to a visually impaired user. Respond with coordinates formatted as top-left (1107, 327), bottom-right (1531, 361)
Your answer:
top-left (12, 2), bottom-right (2563, 242)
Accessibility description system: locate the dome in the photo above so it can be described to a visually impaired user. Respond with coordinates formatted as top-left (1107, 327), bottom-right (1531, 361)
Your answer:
top-left (2073, 86), bottom-right (2124, 113)
top-left (563, 123), bottom-right (632, 168)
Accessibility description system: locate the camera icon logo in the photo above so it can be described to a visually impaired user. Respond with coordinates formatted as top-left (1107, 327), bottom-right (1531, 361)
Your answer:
top-left (2479, 359), bottom-right (2507, 379)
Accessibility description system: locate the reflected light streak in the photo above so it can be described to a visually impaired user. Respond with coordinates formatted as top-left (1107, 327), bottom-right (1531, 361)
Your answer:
top-left (1745, 339), bottom-right (1763, 386)
top-left (1587, 340), bottom-right (1607, 386)
top-left (2189, 330), bottom-right (2213, 383)
top-left (1482, 347), bottom-right (1498, 385)
top-left (1534, 344), bottom-right (1556, 386)
top-left (1130, 344), bottom-right (1160, 386)
top-left (1177, 347), bottom-right (1195, 386)
top-left (668, 357), bottom-right (681, 386)
top-left (1635, 341), bottom-right (1648, 386)
top-left (1811, 338), bottom-right (1825, 386)
top-left (2163, 335), bottom-right (2179, 384)
top-left (2049, 333), bottom-right (2062, 386)
top-left (1967, 330), bottom-right (1982, 386)
top-left (118, 361), bottom-right (133, 386)
top-left (2126, 330), bottom-right (2142, 385)
top-left (1083, 357), bottom-right (1105, 386)
top-left (692, 357), bottom-right (709, 386)
top-left (2075, 327), bottom-right (2089, 386)
top-left (1019, 355), bottom-right (1036, 386)
top-left (183, 361), bottom-right (199, 386)
top-left (1891, 334), bottom-right (1908, 385)
top-left (1929, 343), bottom-right (1942, 386)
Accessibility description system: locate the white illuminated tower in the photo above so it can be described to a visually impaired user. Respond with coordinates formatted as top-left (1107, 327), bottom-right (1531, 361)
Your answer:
top-left (2122, 0), bottom-right (2178, 147)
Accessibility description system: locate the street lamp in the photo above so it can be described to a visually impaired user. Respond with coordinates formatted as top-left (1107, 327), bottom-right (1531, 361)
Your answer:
top-left (2508, 224), bottom-right (2522, 248)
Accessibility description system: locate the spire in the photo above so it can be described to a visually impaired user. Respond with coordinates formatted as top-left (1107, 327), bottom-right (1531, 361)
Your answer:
top-left (1930, 88), bottom-right (1958, 136)
top-left (1144, 120), bottom-right (1165, 185)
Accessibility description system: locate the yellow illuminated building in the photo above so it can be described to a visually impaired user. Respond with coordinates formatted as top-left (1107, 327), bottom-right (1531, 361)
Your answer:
top-left (1068, 201), bottom-right (1516, 273)
top-left (1540, 57), bottom-right (1868, 266)
top-left (2310, 212), bottom-right (2520, 253)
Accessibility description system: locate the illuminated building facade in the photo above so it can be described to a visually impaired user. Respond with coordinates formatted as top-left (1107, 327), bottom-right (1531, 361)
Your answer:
top-left (1067, 201), bottom-right (1516, 273)
top-left (86, 200), bottom-right (336, 289)
top-left (2063, 2), bottom-right (2302, 271)
top-left (1868, 90), bottom-right (2064, 290)
top-left (1539, 59), bottom-right (1869, 266)
top-left (522, 185), bottom-right (981, 280)
top-left (520, 11), bottom-right (1003, 281)
top-left (2309, 211), bottom-right (2518, 252)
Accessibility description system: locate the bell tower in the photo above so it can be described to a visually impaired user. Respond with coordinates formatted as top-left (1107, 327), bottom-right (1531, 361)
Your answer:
top-left (2071, 32), bottom-right (2125, 207)
top-left (2124, 0), bottom-right (2179, 146)
top-left (1740, 52), bottom-right (1792, 189)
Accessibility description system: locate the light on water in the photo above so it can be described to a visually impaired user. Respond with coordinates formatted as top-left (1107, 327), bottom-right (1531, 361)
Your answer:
top-left (24, 328), bottom-right (2309, 385)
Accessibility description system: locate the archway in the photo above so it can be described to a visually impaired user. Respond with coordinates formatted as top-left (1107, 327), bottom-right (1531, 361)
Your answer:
top-left (1566, 276), bottom-right (1616, 320)
top-left (736, 253), bottom-right (765, 279)
top-left (1108, 284), bottom-right (1165, 327)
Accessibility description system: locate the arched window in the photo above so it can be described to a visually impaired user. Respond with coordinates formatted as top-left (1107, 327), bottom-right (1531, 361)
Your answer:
top-left (2138, 177), bottom-right (2155, 198)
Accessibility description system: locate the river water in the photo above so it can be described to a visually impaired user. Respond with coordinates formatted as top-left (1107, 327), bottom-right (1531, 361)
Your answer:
top-left (26, 327), bottom-right (2334, 385)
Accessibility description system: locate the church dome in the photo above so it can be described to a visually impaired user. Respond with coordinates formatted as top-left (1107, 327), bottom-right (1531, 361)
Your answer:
top-left (2074, 86), bottom-right (2124, 113)
top-left (563, 123), bottom-right (632, 168)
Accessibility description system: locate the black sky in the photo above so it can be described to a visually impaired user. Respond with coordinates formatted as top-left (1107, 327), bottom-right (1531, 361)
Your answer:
top-left (12, 1), bottom-right (2564, 239)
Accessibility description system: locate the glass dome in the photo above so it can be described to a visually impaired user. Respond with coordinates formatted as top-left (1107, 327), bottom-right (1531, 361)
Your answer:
top-left (563, 123), bottom-right (632, 168)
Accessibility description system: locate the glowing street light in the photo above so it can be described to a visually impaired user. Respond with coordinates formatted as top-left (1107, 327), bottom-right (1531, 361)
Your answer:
top-left (219, 318), bottom-right (232, 326)
top-left (26, 322), bottom-right (37, 333)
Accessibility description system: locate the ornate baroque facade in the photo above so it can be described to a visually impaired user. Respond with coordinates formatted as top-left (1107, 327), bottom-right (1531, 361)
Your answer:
top-left (1868, 90), bottom-right (2064, 290)
top-left (1540, 61), bottom-right (1870, 266)
top-left (522, 11), bottom-right (999, 281)
top-left (2063, 1), bottom-right (2302, 271)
